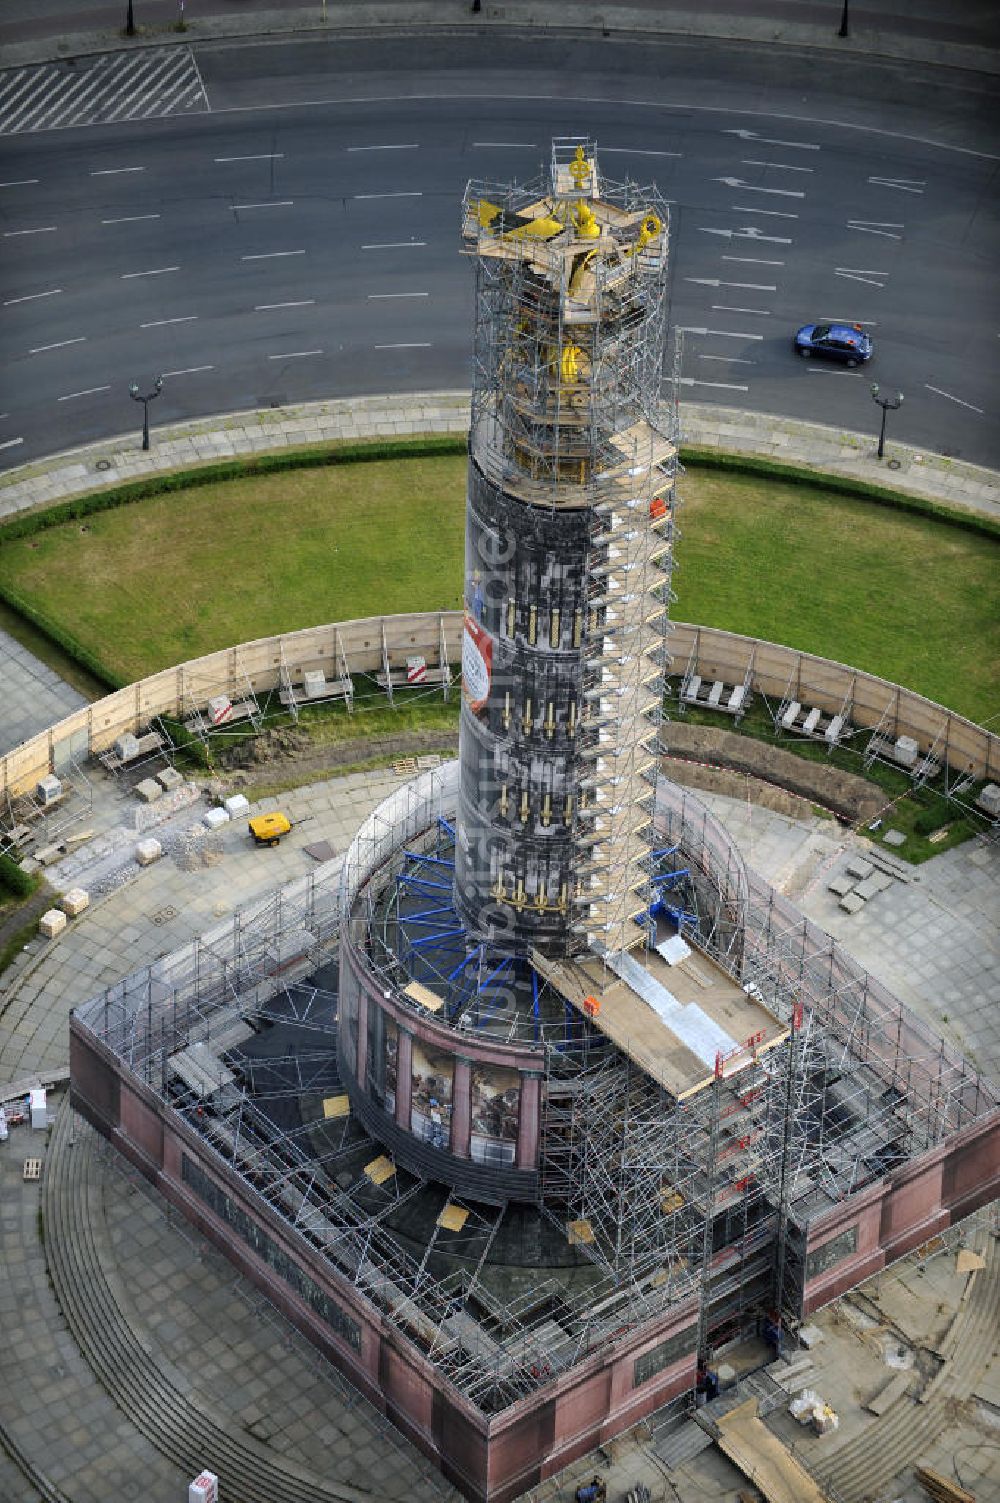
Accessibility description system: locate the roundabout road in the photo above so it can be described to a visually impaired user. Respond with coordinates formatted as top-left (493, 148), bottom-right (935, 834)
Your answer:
top-left (0, 32), bottom-right (997, 470)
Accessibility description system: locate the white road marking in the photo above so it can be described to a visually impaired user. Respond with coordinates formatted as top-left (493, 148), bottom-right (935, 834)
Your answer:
top-left (847, 219), bottom-right (903, 239)
top-left (4, 225), bottom-right (56, 236)
top-left (268, 349), bottom-right (323, 359)
top-left (3, 287), bottom-right (61, 305)
top-left (367, 291), bottom-right (429, 299)
top-left (868, 175), bottom-right (925, 193)
top-left (122, 265), bottom-right (179, 278)
top-left (29, 336), bottom-right (86, 354)
top-left (835, 268), bottom-right (887, 287)
top-left (806, 367), bottom-right (864, 378)
top-left (686, 277), bottom-right (776, 290)
top-left (722, 255), bottom-right (784, 265)
top-left (741, 159), bottom-right (813, 173)
top-left (472, 141), bottom-right (537, 148)
top-left (731, 205), bottom-right (799, 218)
top-left (699, 354), bottom-right (756, 364)
top-left (255, 300), bottom-right (316, 310)
top-left (723, 128), bottom-right (819, 150)
top-left (215, 152), bottom-right (284, 162)
top-left (102, 213), bottom-right (161, 224)
top-left (347, 143), bottom-right (418, 151)
top-left (818, 316), bottom-right (878, 326)
top-left (677, 326), bottom-right (765, 340)
top-left (353, 190), bottom-right (423, 199)
top-left (139, 315), bottom-right (198, 328)
top-left (712, 305), bottom-right (771, 315)
top-left (925, 384), bottom-right (984, 414)
top-left (0, 178), bottom-right (39, 187)
top-left (600, 146), bottom-right (681, 157)
top-left (162, 365), bottom-right (214, 377)
top-left (700, 227), bottom-right (792, 245)
top-left (362, 241), bottom-right (427, 249)
top-left (0, 437), bottom-right (24, 452)
top-left (374, 342), bottom-right (432, 349)
top-left (233, 200), bottom-right (294, 210)
top-left (90, 165), bottom-right (145, 175)
top-left (58, 384), bottom-right (111, 401)
top-left (241, 250), bottom-right (305, 260)
top-left (679, 377), bottom-right (749, 391)
top-left (715, 176), bottom-right (804, 198)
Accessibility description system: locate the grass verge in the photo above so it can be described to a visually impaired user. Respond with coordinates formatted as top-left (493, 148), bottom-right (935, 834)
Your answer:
top-left (0, 445), bottom-right (996, 721)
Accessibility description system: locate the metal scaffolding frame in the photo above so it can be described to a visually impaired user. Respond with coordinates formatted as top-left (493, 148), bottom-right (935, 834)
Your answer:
top-left (73, 765), bottom-right (996, 1417)
top-left (461, 137), bottom-right (677, 955)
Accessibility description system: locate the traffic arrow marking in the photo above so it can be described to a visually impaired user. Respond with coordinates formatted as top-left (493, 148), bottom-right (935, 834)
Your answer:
top-left (714, 177), bottom-right (804, 198)
top-left (685, 278), bottom-right (777, 291)
top-left (722, 129), bottom-right (820, 150)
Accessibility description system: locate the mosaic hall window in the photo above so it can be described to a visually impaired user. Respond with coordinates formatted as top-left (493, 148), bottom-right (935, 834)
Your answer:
top-left (366, 1008), bottom-right (397, 1115)
top-left (411, 1041), bottom-right (453, 1149)
top-left (470, 1063), bottom-right (519, 1167)
top-left (806, 1225), bottom-right (858, 1281)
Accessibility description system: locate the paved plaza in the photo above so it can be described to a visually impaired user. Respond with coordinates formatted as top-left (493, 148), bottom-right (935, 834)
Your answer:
top-left (0, 628), bottom-right (87, 759)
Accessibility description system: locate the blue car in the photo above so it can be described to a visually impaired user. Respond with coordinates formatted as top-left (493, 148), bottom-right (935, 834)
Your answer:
top-left (794, 321), bottom-right (873, 367)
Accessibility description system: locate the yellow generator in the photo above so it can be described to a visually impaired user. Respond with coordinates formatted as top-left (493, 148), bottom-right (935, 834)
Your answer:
top-left (248, 812), bottom-right (291, 847)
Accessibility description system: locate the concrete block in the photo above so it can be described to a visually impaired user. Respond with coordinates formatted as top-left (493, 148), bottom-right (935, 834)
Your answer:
top-left (827, 874), bottom-right (855, 898)
top-left (224, 794), bottom-right (250, 817)
top-left (157, 765), bottom-right (185, 792)
top-left (39, 908), bottom-right (67, 938)
top-left (59, 887), bottom-right (90, 917)
top-left (893, 734), bottom-right (919, 768)
top-left (135, 838), bottom-right (163, 866)
top-left (203, 807), bottom-right (230, 831)
top-left (839, 892), bottom-right (866, 915)
top-left (114, 732), bottom-right (141, 761)
top-left (883, 829), bottom-right (907, 847)
top-left (844, 857), bottom-right (873, 880)
top-left (854, 876), bottom-right (885, 901)
top-left (976, 782), bottom-right (1000, 817)
top-left (135, 777), bottom-right (163, 804)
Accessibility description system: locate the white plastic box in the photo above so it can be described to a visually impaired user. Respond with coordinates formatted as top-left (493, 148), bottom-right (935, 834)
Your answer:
top-left (29, 1089), bottom-right (47, 1131)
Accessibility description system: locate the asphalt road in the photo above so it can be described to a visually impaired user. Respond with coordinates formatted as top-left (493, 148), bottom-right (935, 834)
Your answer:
top-left (1, 32), bottom-right (998, 470)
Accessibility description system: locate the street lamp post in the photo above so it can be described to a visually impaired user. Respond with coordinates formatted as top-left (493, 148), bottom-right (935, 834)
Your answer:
top-left (870, 382), bottom-right (903, 461)
top-left (126, 0), bottom-right (135, 36)
top-left (129, 375), bottom-right (163, 451)
top-left (838, 0), bottom-right (849, 38)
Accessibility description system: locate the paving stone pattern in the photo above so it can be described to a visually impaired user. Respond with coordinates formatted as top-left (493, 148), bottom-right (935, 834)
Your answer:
top-left (0, 627), bottom-right (87, 758)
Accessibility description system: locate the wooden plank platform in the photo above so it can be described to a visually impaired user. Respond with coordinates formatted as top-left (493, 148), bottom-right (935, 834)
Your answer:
top-left (403, 980), bottom-right (445, 1014)
top-left (715, 1397), bottom-right (831, 1503)
top-left (531, 944), bottom-right (786, 1100)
